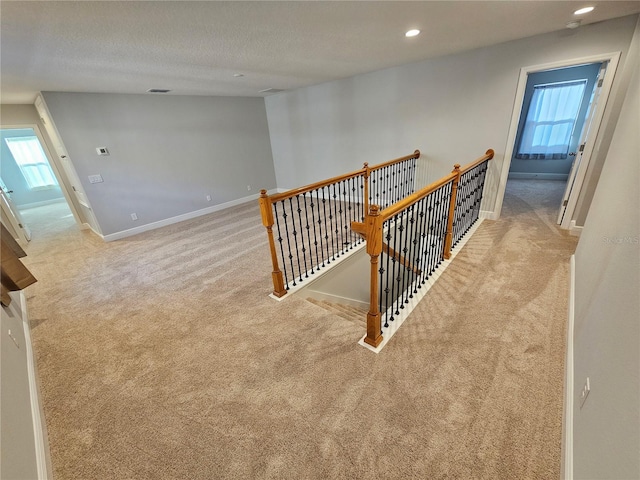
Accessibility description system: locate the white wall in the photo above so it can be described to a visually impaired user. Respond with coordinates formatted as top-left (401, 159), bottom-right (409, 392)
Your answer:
top-left (1, 291), bottom-right (49, 480)
top-left (42, 93), bottom-right (276, 237)
top-left (572, 29), bottom-right (639, 478)
top-left (265, 15), bottom-right (638, 219)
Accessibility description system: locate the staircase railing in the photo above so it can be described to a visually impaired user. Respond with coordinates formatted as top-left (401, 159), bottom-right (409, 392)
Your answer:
top-left (259, 150), bottom-right (420, 297)
top-left (352, 149), bottom-right (494, 348)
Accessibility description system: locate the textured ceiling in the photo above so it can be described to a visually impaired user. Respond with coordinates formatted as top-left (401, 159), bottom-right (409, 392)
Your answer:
top-left (1, 1), bottom-right (639, 103)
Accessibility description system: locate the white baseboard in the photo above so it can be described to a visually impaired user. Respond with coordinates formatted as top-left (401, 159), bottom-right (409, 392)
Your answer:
top-left (569, 220), bottom-right (583, 237)
top-left (102, 190), bottom-right (278, 242)
top-left (562, 255), bottom-right (576, 480)
top-left (480, 209), bottom-right (499, 221)
top-left (19, 291), bottom-right (51, 480)
top-left (18, 198), bottom-right (66, 210)
top-left (508, 172), bottom-right (569, 181)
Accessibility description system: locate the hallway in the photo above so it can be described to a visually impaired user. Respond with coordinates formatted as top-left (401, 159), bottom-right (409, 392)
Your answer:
top-left (21, 179), bottom-right (577, 479)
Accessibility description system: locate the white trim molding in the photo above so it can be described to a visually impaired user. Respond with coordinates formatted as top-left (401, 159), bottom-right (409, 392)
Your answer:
top-left (507, 173), bottom-right (569, 181)
top-left (562, 255), bottom-right (576, 480)
top-left (569, 221), bottom-right (583, 237)
top-left (102, 189), bottom-right (279, 242)
top-left (19, 291), bottom-right (51, 480)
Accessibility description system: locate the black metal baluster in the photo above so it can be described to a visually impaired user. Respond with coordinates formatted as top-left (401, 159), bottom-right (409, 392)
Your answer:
top-left (401, 162), bottom-right (408, 201)
top-left (383, 223), bottom-right (392, 327)
top-left (418, 195), bottom-right (429, 285)
top-left (388, 215), bottom-right (397, 318)
top-left (279, 199), bottom-right (296, 286)
top-left (321, 187), bottom-right (331, 265)
top-left (272, 202), bottom-right (290, 290)
top-left (288, 197), bottom-right (304, 282)
top-left (331, 183), bottom-right (340, 259)
top-left (408, 203), bottom-right (419, 297)
top-left (295, 195), bottom-right (310, 279)
top-left (396, 211), bottom-right (406, 311)
top-left (401, 207), bottom-right (412, 303)
top-left (340, 180), bottom-right (349, 251)
top-left (301, 193), bottom-right (315, 275)
top-left (348, 178), bottom-right (356, 247)
top-left (309, 189), bottom-right (321, 271)
top-left (382, 165), bottom-right (392, 208)
top-left (406, 204), bottom-right (416, 300)
top-left (427, 189), bottom-right (438, 277)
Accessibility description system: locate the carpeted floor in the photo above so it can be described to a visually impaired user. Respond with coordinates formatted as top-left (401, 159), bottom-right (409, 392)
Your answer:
top-left (21, 179), bottom-right (578, 479)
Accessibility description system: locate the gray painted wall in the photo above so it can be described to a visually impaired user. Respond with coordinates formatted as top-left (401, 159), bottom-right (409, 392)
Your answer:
top-left (573, 17), bottom-right (640, 226)
top-left (0, 128), bottom-right (65, 207)
top-left (1, 292), bottom-right (40, 480)
top-left (42, 93), bottom-right (276, 236)
top-left (265, 15), bottom-right (638, 223)
top-left (572, 40), bottom-right (639, 478)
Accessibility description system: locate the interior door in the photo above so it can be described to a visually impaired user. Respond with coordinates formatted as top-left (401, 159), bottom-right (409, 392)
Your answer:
top-left (557, 62), bottom-right (608, 225)
top-left (0, 183), bottom-right (31, 243)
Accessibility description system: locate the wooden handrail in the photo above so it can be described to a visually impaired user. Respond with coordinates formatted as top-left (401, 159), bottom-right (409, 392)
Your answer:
top-left (369, 149), bottom-right (421, 173)
top-left (361, 149), bottom-right (493, 348)
top-left (379, 149), bottom-right (494, 222)
top-left (269, 167), bottom-right (366, 203)
top-left (460, 149), bottom-right (494, 175)
top-left (380, 172), bottom-right (457, 221)
top-left (1, 224), bottom-right (37, 306)
top-left (268, 150), bottom-right (421, 203)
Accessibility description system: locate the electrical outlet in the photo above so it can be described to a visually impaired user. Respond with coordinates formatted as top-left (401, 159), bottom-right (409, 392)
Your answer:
top-left (130, 213), bottom-right (138, 221)
top-left (8, 329), bottom-right (19, 348)
top-left (579, 377), bottom-right (590, 408)
top-left (206, 195), bottom-right (212, 202)
top-left (247, 185), bottom-right (251, 191)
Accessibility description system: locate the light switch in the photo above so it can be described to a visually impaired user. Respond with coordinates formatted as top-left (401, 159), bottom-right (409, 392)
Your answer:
top-left (88, 174), bottom-right (104, 184)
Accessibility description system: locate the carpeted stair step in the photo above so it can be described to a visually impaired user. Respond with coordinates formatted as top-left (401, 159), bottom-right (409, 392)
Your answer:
top-left (306, 297), bottom-right (367, 325)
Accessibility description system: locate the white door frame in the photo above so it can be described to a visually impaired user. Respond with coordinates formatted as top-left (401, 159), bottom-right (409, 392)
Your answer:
top-left (0, 123), bottom-right (85, 229)
top-left (493, 52), bottom-right (621, 225)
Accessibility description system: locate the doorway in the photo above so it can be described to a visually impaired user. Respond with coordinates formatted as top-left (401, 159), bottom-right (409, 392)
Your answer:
top-left (0, 127), bottom-right (75, 243)
top-left (494, 52), bottom-right (621, 231)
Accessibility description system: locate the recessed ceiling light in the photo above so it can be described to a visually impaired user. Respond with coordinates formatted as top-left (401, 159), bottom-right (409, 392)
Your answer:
top-left (574, 6), bottom-right (595, 15)
top-left (405, 29), bottom-right (420, 38)
top-left (233, 73), bottom-right (244, 78)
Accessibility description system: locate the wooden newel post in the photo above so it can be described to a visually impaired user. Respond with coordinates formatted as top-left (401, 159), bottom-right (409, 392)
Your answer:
top-left (259, 190), bottom-right (287, 297)
top-left (443, 164), bottom-right (461, 260)
top-left (364, 204), bottom-right (383, 348)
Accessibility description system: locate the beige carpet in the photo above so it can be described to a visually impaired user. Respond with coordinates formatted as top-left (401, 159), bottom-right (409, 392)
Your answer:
top-left (20, 179), bottom-right (578, 479)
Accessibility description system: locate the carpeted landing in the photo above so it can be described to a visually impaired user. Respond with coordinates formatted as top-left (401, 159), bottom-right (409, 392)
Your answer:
top-left (20, 179), bottom-right (577, 479)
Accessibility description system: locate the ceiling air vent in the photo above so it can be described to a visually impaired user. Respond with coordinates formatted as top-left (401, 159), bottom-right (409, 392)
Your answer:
top-left (146, 88), bottom-right (171, 93)
top-left (259, 88), bottom-right (285, 95)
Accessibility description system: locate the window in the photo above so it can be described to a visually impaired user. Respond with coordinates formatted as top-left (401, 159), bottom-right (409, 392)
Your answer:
top-left (516, 80), bottom-right (587, 160)
top-left (4, 136), bottom-right (58, 189)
